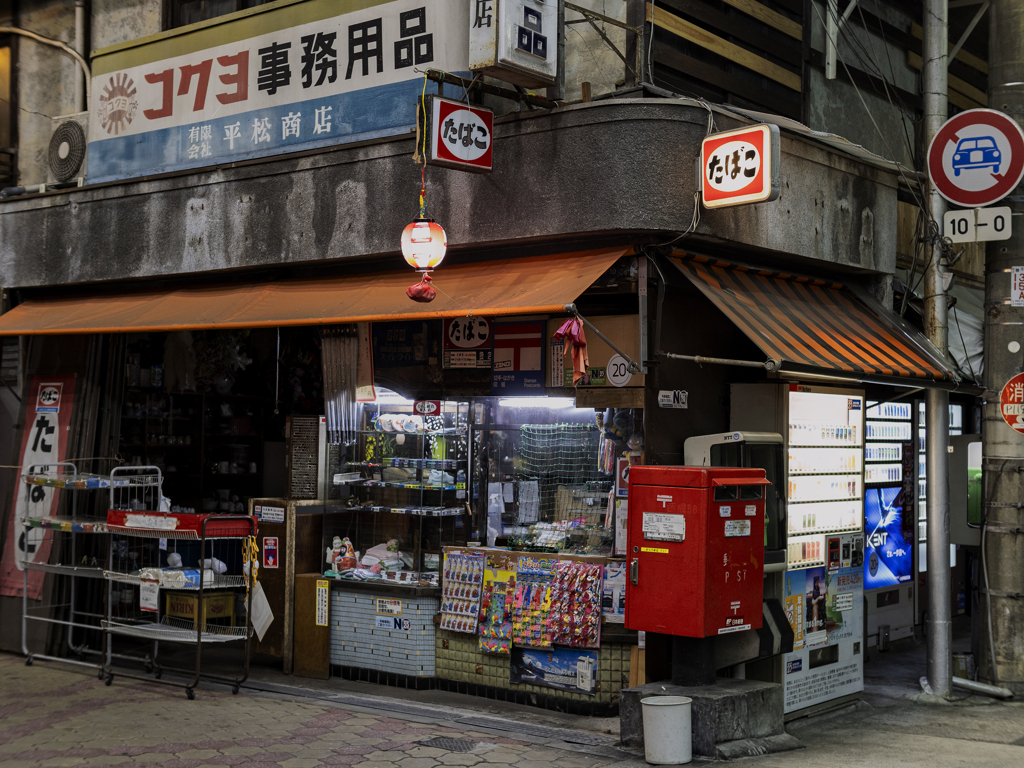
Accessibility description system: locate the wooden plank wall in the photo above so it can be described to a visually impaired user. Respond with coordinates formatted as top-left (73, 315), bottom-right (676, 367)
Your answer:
top-left (647, 0), bottom-right (805, 120)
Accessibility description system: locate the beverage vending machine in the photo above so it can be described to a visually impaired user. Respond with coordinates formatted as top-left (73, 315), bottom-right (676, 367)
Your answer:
top-left (731, 383), bottom-right (865, 716)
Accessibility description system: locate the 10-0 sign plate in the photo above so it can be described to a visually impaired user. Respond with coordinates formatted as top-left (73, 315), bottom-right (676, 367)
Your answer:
top-left (700, 124), bottom-right (781, 209)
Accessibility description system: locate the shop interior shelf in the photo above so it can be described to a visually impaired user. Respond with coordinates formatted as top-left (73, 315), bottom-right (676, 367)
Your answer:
top-left (788, 556), bottom-right (827, 569)
top-left (24, 562), bottom-right (106, 579)
top-left (102, 617), bottom-right (249, 644)
top-left (788, 470), bottom-right (861, 477)
top-left (23, 515), bottom-right (109, 533)
top-left (106, 524), bottom-right (200, 540)
top-left (789, 497), bottom-right (861, 505)
top-left (343, 480), bottom-right (458, 491)
top-left (23, 473), bottom-right (130, 489)
top-left (345, 459), bottom-right (465, 469)
top-left (329, 505), bottom-right (465, 517)
top-left (103, 571), bottom-right (249, 590)
top-left (787, 524), bottom-right (861, 536)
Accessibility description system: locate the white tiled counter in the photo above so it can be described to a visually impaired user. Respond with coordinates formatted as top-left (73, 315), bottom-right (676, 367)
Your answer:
top-left (329, 581), bottom-right (440, 682)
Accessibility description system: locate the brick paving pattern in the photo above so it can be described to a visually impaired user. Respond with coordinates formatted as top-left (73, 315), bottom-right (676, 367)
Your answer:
top-left (0, 654), bottom-right (625, 768)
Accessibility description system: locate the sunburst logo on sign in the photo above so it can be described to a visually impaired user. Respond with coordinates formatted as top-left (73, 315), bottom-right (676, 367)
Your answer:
top-left (97, 73), bottom-right (138, 135)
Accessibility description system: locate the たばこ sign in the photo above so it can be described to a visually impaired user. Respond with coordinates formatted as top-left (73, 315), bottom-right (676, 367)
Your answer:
top-left (700, 124), bottom-right (780, 209)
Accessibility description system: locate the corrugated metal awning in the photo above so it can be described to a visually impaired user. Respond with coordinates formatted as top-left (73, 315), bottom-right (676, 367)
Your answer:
top-left (671, 254), bottom-right (958, 384)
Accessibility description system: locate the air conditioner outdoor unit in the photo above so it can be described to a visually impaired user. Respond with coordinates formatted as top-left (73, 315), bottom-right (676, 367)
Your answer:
top-left (47, 112), bottom-right (89, 184)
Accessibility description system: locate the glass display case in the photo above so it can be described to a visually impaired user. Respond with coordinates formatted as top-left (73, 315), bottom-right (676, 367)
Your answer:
top-left (322, 397), bottom-right (470, 586)
top-left (468, 397), bottom-right (631, 555)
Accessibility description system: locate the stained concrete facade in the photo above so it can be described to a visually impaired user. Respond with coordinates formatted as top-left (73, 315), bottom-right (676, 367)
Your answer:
top-left (0, 98), bottom-right (898, 292)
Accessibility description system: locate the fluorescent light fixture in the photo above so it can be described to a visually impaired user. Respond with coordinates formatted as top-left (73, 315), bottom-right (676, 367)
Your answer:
top-left (498, 397), bottom-right (577, 409)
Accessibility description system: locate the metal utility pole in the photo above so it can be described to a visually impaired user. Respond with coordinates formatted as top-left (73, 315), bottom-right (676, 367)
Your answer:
top-left (922, 0), bottom-right (952, 699)
top-left (982, 0), bottom-right (1024, 695)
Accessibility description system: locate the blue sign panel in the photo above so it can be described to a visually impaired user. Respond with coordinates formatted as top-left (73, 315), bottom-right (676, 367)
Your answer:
top-left (864, 485), bottom-right (912, 590)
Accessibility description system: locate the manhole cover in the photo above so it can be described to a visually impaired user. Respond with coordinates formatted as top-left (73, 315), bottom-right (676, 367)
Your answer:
top-left (419, 737), bottom-right (479, 753)
top-left (454, 716), bottom-right (616, 746)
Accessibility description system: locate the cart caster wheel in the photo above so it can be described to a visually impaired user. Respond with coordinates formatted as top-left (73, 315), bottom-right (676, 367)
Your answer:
top-left (144, 662), bottom-right (154, 673)
top-left (232, 684), bottom-right (240, 695)
top-left (186, 688), bottom-right (195, 700)
top-left (155, 670), bottom-right (162, 680)
top-left (105, 674), bottom-right (113, 686)
top-left (24, 656), bottom-right (32, 666)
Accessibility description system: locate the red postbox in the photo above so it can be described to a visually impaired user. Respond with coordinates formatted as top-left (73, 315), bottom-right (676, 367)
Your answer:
top-left (625, 466), bottom-right (769, 637)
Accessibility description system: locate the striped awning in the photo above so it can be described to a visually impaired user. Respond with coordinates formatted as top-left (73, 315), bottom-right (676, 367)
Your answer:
top-left (672, 255), bottom-right (957, 383)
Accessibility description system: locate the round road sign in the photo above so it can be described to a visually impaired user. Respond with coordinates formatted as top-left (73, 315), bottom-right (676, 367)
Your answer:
top-left (999, 372), bottom-right (1024, 433)
top-left (928, 109), bottom-right (1024, 208)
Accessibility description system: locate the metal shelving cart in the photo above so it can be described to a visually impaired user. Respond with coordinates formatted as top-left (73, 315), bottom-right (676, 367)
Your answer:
top-left (20, 462), bottom-right (128, 670)
top-left (101, 466), bottom-right (257, 699)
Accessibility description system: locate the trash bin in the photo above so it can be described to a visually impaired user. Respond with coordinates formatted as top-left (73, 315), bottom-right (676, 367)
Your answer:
top-left (641, 696), bottom-right (692, 764)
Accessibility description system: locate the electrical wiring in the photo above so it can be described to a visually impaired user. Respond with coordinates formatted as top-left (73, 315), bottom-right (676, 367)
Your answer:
top-left (952, 303), bottom-right (979, 382)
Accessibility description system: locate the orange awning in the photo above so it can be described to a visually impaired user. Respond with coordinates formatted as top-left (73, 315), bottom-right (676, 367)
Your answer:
top-left (672, 254), bottom-right (957, 383)
top-left (0, 248), bottom-right (629, 335)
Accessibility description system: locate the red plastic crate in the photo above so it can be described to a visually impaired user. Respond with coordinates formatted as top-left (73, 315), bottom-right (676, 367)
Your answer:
top-left (106, 509), bottom-right (257, 539)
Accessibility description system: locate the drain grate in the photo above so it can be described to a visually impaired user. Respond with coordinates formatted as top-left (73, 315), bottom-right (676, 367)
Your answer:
top-left (420, 737), bottom-right (479, 752)
top-left (454, 716), bottom-right (616, 746)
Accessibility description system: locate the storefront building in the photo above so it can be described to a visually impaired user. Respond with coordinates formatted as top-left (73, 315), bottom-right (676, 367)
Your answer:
top-left (0, 0), bottom-right (980, 725)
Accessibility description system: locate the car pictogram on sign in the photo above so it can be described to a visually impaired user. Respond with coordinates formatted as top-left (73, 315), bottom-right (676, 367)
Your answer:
top-left (952, 136), bottom-right (1000, 175)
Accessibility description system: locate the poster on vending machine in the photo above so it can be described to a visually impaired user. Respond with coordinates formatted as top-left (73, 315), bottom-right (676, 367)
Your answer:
top-left (782, 533), bottom-right (864, 713)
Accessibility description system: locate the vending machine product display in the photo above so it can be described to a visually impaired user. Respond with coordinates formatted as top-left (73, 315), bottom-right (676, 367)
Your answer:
top-left (731, 383), bottom-right (866, 715)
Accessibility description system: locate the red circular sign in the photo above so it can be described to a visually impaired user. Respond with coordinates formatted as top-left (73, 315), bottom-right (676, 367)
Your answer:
top-left (999, 372), bottom-right (1024, 433)
top-left (927, 109), bottom-right (1024, 208)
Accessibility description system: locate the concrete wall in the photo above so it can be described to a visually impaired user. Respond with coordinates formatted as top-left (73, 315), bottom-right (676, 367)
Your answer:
top-left (562, 0), bottom-right (628, 102)
top-left (14, 0), bottom-right (80, 186)
top-left (12, 0), bottom-right (162, 187)
top-left (806, 0), bottom-right (917, 168)
top-left (0, 100), bottom-right (898, 291)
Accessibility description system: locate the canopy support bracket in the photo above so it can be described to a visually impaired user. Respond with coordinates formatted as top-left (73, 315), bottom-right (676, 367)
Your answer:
top-left (564, 303), bottom-right (645, 375)
top-left (659, 351), bottom-right (781, 372)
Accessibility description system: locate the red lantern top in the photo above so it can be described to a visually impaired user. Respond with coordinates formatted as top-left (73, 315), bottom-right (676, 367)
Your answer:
top-left (401, 218), bottom-right (447, 271)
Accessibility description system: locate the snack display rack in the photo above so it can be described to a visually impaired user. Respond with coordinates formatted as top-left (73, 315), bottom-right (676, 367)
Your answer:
top-left (100, 466), bottom-right (258, 699)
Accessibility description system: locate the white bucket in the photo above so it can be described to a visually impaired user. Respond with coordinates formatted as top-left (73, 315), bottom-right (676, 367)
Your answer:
top-left (641, 696), bottom-right (692, 765)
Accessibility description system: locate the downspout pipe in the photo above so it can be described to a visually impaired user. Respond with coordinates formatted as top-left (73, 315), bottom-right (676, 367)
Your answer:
top-left (74, 0), bottom-right (86, 113)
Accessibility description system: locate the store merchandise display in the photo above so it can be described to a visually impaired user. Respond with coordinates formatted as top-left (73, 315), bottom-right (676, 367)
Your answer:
top-left (478, 572), bottom-right (515, 655)
top-left (510, 556), bottom-right (556, 648)
top-left (546, 560), bottom-right (602, 648)
top-left (440, 552), bottom-right (484, 633)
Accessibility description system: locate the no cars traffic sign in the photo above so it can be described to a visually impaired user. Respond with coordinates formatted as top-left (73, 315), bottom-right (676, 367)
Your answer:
top-left (928, 109), bottom-right (1024, 208)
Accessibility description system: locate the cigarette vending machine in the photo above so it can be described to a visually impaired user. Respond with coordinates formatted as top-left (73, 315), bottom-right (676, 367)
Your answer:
top-left (625, 466), bottom-right (769, 637)
top-left (731, 383), bottom-right (865, 716)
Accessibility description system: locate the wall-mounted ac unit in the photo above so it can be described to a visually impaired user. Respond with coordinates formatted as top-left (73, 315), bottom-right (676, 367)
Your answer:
top-left (47, 112), bottom-right (88, 184)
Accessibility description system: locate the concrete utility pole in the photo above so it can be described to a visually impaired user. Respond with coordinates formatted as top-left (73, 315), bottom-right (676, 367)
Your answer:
top-left (981, 0), bottom-right (1024, 695)
top-left (922, 0), bottom-right (952, 699)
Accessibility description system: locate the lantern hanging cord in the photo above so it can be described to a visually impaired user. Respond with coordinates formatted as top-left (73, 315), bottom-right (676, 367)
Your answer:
top-left (417, 70), bottom-right (429, 217)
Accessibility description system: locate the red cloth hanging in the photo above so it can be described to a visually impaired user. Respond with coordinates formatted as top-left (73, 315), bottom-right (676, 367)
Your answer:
top-left (553, 317), bottom-right (589, 386)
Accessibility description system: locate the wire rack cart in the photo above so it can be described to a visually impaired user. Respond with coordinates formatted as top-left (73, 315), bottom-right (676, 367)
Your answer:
top-left (20, 462), bottom-right (129, 670)
top-left (101, 466), bottom-right (257, 699)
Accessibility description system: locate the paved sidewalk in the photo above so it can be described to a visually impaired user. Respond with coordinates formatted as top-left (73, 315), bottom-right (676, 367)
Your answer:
top-left (0, 653), bottom-right (637, 768)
